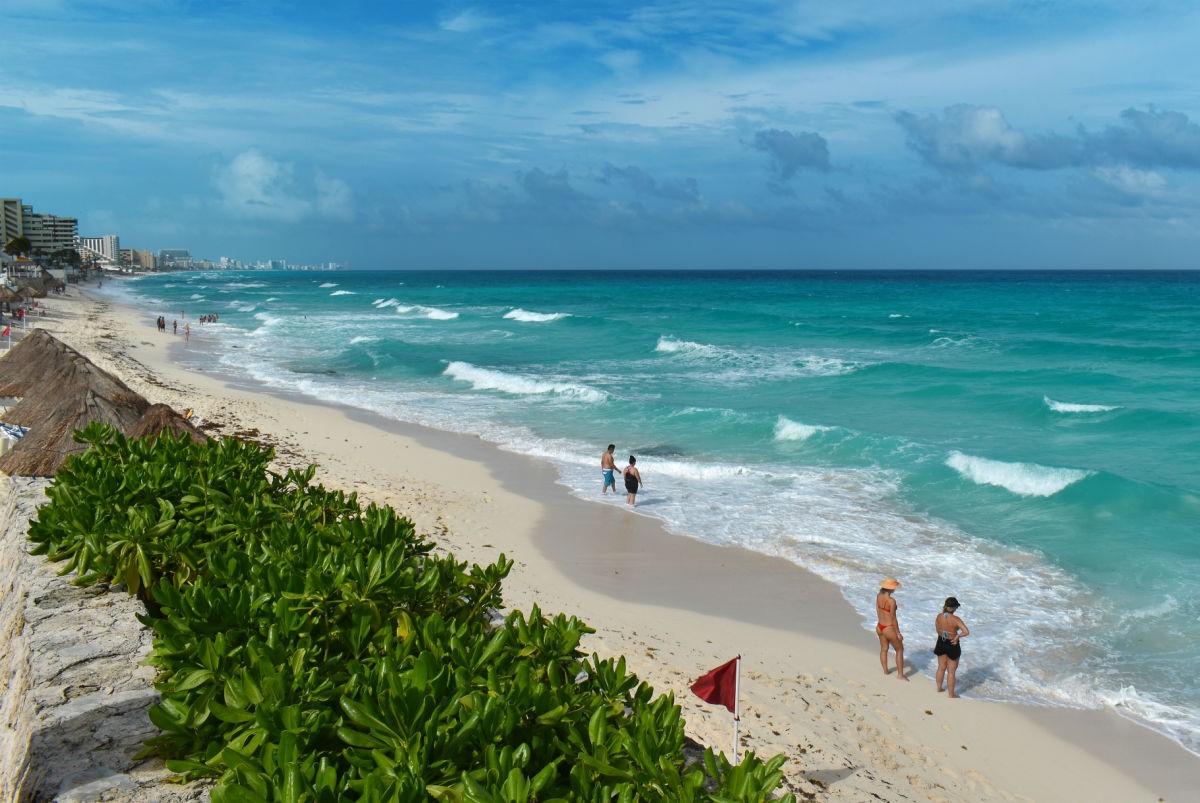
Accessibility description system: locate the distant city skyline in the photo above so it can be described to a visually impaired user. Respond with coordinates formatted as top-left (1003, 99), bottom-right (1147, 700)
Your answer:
top-left (3, 2), bottom-right (1200, 270)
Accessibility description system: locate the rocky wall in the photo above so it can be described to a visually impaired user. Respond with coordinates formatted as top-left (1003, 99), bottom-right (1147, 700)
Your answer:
top-left (0, 475), bottom-right (209, 802)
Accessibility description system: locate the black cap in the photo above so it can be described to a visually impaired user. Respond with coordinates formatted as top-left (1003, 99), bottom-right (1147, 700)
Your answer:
top-left (944, 597), bottom-right (960, 609)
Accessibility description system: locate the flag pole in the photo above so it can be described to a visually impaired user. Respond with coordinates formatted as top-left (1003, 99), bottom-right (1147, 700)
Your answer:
top-left (733, 655), bottom-right (741, 764)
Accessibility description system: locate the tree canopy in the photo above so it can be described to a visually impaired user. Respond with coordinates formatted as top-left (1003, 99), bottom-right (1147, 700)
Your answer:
top-left (4, 236), bottom-right (32, 258)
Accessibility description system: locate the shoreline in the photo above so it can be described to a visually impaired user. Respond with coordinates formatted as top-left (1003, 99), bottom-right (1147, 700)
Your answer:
top-left (12, 281), bottom-right (1200, 801)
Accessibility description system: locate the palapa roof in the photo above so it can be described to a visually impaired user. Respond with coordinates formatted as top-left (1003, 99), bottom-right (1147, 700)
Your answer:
top-left (0, 286), bottom-right (18, 303)
top-left (0, 329), bottom-right (68, 396)
top-left (127, 403), bottom-right (208, 444)
top-left (0, 329), bottom-right (152, 476)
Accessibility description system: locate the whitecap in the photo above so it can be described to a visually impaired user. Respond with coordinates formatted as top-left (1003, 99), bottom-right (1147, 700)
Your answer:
top-left (1044, 395), bottom-right (1120, 414)
top-left (504, 308), bottom-right (569, 323)
top-left (774, 416), bottom-right (833, 442)
top-left (656, 336), bottom-right (724, 357)
top-left (795, 355), bottom-right (862, 377)
top-left (395, 304), bottom-right (458, 320)
top-left (349, 335), bottom-right (380, 345)
top-left (319, 282), bottom-right (338, 288)
top-left (330, 290), bottom-right (356, 296)
top-left (946, 451), bottom-right (1091, 497)
top-left (443, 361), bottom-right (606, 402)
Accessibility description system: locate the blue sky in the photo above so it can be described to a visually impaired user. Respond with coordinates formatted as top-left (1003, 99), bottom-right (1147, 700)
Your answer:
top-left (4, 1), bottom-right (1200, 269)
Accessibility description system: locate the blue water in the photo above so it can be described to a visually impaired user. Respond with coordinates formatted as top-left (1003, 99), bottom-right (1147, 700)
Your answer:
top-left (104, 269), bottom-right (1200, 753)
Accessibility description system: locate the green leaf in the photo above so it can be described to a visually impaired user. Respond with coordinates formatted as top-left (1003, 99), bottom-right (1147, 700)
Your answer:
top-left (208, 701), bottom-right (256, 723)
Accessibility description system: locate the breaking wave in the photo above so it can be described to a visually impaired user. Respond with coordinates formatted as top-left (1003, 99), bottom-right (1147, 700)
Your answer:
top-left (443, 362), bottom-right (606, 402)
top-left (946, 451), bottom-right (1092, 497)
top-left (504, 308), bottom-right (569, 323)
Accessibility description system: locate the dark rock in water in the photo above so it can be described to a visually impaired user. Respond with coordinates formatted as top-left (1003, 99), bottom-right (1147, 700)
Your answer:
top-left (635, 443), bottom-right (687, 458)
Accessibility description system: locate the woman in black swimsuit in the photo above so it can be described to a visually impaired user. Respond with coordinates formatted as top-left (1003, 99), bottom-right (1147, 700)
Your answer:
top-left (933, 596), bottom-right (969, 698)
top-left (623, 455), bottom-right (642, 506)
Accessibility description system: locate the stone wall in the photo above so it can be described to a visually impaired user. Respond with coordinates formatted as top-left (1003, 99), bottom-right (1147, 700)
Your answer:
top-left (0, 475), bottom-right (210, 802)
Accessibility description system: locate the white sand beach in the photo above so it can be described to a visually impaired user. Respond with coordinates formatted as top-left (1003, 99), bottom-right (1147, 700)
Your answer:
top-left (6, 281), bottom-right (1200, 802)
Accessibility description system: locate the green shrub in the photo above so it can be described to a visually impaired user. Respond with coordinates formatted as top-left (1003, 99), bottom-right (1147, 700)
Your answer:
top-left (28, 424), bottom-right (794, 802)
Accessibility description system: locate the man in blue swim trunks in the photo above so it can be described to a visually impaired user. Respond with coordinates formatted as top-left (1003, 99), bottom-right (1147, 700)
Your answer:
top-left (601, 444), bottom-right (619, 494)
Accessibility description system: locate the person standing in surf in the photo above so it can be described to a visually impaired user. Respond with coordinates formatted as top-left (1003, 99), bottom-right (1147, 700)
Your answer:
top-left (876, 577), bottom-right (907, 681)
top-left (623, 455), bottom-right (642, 506)
top-left (933, 596), bottom-right (969, 698)
top-left (601, 444), bottom-right (619, 494)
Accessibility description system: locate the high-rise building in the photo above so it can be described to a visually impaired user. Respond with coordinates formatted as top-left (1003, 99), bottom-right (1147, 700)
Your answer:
top-left (24, 212), bottom-right (78, 256)
top-left (79, 234), bottom-right (121, 263)
top-left (157, 249), bottom-right (192, 269)
top-left (131, 249), bottom-right (157, 270)
top-left (1, 198), bottom-right (27, 250)
top-left (1, 197), bottom-right (78, 256)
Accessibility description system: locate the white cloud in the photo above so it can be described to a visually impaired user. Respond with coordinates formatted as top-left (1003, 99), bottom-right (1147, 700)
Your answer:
top-left (216, 150), bottom-right (311, 222)
top-left (1093, 165), bottom-right (1167, 196)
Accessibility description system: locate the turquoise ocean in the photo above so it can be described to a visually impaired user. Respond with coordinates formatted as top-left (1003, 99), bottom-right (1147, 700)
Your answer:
top-left (102, 269), bottom-right (1200, 753)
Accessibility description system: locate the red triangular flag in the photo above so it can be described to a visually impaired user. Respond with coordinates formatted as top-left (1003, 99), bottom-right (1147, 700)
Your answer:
top-left (1, 326), bottom-right (9, 337)
top-left (690, 656), bottom-right (739, 713)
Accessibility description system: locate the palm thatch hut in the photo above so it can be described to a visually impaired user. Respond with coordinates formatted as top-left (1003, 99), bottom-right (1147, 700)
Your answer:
top-left (0, 331), bottom-right (151, 476)
top-left (0, 329), bottom-right (67, 396)
top-left (127, 403), bottom-right (208, 444)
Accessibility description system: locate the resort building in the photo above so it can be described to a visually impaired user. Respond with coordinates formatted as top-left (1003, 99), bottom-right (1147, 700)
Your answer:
top-left (1, 198), bottom-right (26, 249)
top-left (79, 235), bottom-right (121, 264)
top-left (0, 197), bottom-right (79, 257)
top-left (157, 249), bottom-right (192, 269)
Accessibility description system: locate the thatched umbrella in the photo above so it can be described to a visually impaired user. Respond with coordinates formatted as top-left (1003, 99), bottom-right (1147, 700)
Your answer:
top-left (0, 329), bottom-right (67, 396)
top-left (127, 403), bottom-right (208, 444)
top-left (0, 286), bottom-right (18, 304)
top-left (0, 333), bottom-right (150, 476)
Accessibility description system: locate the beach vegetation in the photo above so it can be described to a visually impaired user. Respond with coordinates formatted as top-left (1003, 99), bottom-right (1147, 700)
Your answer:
top-left (27, 423), bottom-right (795, 802)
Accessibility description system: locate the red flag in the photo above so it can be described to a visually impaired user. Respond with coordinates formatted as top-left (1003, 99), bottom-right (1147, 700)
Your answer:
top-left (690, 656), bottom-right (739, 713)
top-left (1, 326), bottom-right (9, 337)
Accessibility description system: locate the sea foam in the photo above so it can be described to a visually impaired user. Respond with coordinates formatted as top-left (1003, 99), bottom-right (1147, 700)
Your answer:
top-left (443, 361), bottom-right (606, 402)
top-left (655, 336), bottom-right (733, 359)
top-left (1044, 395), bottom-right (1120, 413)
top-left (330, 290), bottom-right (356, 296)
top-left (504, 308), bottom-right (569, 323)
top-left (393, 304), bottom-right (458, 320)
top-left (774, 416), bottom-right (833, 442)
top-left (946, 451), bottom-right (1091, 497)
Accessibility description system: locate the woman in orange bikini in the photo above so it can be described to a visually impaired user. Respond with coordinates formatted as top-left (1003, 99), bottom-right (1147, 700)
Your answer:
top-left (876, 577), bottom-right (907, 680)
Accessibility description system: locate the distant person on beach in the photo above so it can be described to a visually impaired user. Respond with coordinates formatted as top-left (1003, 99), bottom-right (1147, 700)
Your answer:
top-left (184, 323), bottom-right (190, 343)
top-left (601, 444), bottom-right (619, 494)
top-left (876, 577), bottom-right (907, 681)
top-left (933, 596), bottom-right (969, 698)
top-left (623, 455), bottom-right (642, 506)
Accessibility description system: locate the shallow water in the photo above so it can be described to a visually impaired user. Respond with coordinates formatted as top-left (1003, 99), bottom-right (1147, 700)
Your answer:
top-left (108, 268), bottom-right (1200, 753)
